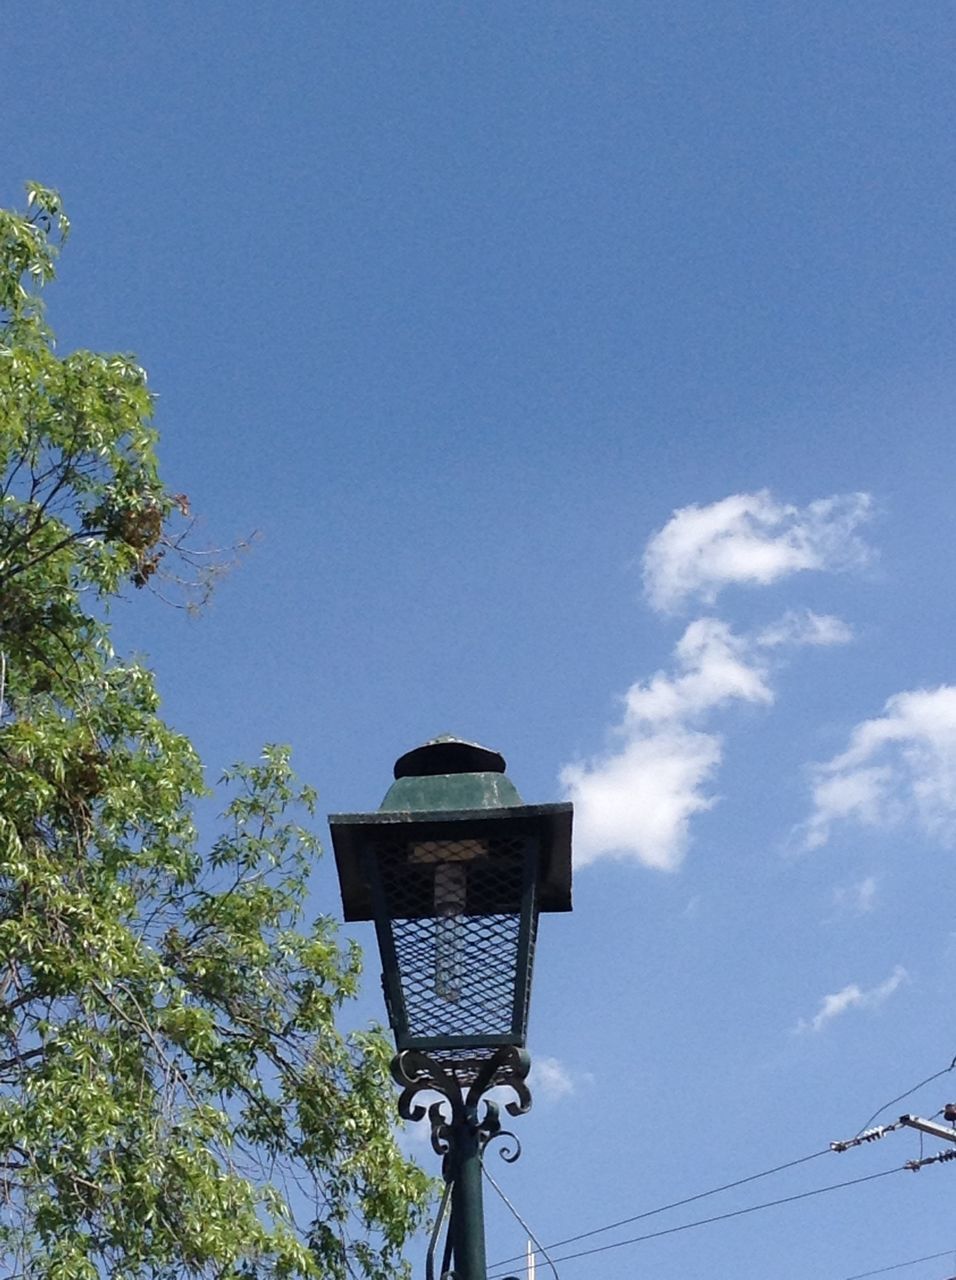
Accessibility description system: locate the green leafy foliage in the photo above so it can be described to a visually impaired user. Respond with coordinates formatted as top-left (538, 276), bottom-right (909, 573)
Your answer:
top-left (0, 185), bottom-right (430, 1279)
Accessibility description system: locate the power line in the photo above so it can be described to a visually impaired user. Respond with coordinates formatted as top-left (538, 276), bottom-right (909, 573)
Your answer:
top-left (488, 1146), bottom-right (830, 1270)
top-left (841, 1248), bottom-right (956, 1279)
top-left (489, 1053), bottom-right (956, 1273)
top-left (854, 1058), bottom-right (956, 1137)
top-left (488, 1166), bottom-right (903, 1279)
top-left (481, 1159), bottom-right (561, 1280)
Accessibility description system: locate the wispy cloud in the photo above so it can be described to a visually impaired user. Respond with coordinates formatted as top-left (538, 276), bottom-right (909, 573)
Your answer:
top-left (757, 610), bottom-right (854, 649)
top-left (624, 618), bottom-right (774, 725)
top-left (530, 1056), bottom-right (577, 1102)
top-left (797, 687), bottom-right (956, 851)
top-left (563, 612), bottom-right (853, 870)
top-left (830, 875), bottom-right (878, 918)
top-left (795, 966), bottom-right (907, 1033)
top-left (642, 491), bottom-right (873, 614)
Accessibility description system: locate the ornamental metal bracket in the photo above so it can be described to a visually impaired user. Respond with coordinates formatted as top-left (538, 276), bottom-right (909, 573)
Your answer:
top-left (391, 1046), bottom-right (532, 1178)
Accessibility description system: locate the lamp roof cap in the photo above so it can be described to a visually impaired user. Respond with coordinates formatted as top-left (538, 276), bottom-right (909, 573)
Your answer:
top-left (393, 735), bottom-right (506, 780)
top-left (327, 735), bottom-right (574, 919)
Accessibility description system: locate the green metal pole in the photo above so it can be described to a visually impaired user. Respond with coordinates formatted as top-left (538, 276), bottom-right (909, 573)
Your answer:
top-left (449, 1106), bottom-right (487, 1280)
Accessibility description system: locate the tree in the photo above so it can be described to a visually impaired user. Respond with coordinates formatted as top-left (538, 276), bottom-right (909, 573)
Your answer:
top-left (0, 185), bottom-right (430, 1280)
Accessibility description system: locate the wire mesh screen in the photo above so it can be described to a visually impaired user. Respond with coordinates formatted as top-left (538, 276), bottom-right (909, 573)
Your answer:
top-left (370, 833), bottom-right (539, 1063)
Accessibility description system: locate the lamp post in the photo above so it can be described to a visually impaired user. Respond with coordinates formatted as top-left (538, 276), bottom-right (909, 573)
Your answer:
top-left (329, 735), bottom-right (573, 1280)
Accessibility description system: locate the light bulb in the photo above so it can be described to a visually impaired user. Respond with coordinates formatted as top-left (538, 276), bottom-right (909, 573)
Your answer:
top-left (434, 863), bottom-right (466, 1002)
top-left (408, 840), bottom-right (489, 1004)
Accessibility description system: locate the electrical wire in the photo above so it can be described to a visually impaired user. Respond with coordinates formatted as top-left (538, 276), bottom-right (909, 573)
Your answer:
top-left (487, 1167), bottom-right (903, 1279)
top-left (487, 1145), bottom-right (830, 1270)
top-left (489, 1052), bottom-right (956, 1273)
top-left (840, 1249), bottom-right (956, 1279)
top-left (846, 1254), bottom-right (955, 1279)
top-left (854, 1058), bottom-right (956, 1137)
top-left (481, 1159), bottom-right (561, 1280)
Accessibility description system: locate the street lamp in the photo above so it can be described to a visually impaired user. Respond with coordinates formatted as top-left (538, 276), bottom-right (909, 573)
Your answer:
top-left (329, 735), bottom-right (573, 1280)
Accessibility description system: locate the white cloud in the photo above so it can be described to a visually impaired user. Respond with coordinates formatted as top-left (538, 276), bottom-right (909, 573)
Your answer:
top-left (642, 491), bottom-right (873, 614)
top-left (757, 610), bottom-right (854, 649)
top-left (563, 611), bottom-right (852, 870)
top-left (564, 618), bottom-right (770, 869)
top-left (530, 1056), bottom-right (576, 1102)
top-left (795, 966), bottom-right (907, 1033)
top-left (625, 618), bottom-right (773, 726)
top-left (830, 875), bottom-right (878, 917)
top-left (563, 726), bottom-right (722, 871)
top-left (799, 687), bottom-right (956, 851)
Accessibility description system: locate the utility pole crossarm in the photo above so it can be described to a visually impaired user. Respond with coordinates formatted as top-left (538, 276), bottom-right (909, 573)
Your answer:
top-left (899, 1114), bottom-right (956, 1145)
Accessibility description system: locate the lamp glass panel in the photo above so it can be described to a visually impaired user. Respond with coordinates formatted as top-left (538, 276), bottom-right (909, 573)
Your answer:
top-left (370, 832), bottom-right (538, 1049)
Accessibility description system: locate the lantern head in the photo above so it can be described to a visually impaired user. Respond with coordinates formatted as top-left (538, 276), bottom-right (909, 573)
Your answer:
top-left (329, 736), bottom-right (572, 1081)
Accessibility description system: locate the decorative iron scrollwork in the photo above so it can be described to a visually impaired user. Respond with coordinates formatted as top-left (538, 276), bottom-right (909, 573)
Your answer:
top-left (390, 1046), bottom-right (532, 1171)
top-left (484, 1126), bottom-right (522, 1164)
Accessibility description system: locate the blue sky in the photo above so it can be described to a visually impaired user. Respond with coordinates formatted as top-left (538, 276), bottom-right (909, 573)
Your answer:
top-left (6, 3), bottom-right (956, 1276)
